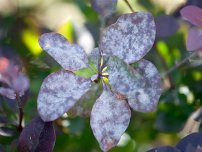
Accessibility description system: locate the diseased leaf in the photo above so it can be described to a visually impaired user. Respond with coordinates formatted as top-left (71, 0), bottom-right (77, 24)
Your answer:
top-left (186, 27), bottom-right (202, 51)
top-left (0, 87), bottom-right (16, 100)
top-left (100, 12), bottom-right (156, 64)
top-left (91, 0), bottom-right (117, 18)
top-left (90, 90), bottom-right (131, 152)
top-left (19, 117), bottom-right (55, 152)
top-left (68, 82), bottom-right (102, 117)
top-left (37, 70), bottom-right (91, 121)
top-left (107, 56), bottom-right (162, 112)
top-left (176, 132), bottom-right (202, 152)
top-left (180, 5), bottom-right (202, 27)
top-left (88, 48), bottom-right (100, 68)
top-left (155, 15), bottom-right (179, 37)
top-left (39, 32), bottom-right (88, 71)
top-left (147, 146), bottom-right (180, 152)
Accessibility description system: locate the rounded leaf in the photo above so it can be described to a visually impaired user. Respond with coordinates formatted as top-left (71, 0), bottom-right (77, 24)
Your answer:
top-left (107, 56), bottom-right (162, 112)
top-left (155, 15), bottom-right (179, 38)
top-left (100, 12), bottom-right (156, 64)
top-left (19, 117), bottom-right (55, 152)
top-left (37, 70), bottom-right (91, 121)
top-left (176, 132), bottom-right (202, 152)
top-left (90, 90), bottom-right (131, 151)
top-left (39, 32), bottom-right (88, 71)
top-left (91, 0), bottom-right (117, 17)
top-left (180, 5), bottom-right (202, 27)
top-left (68, 83), bottom-right (102, 117)
top-left (186, 27), bottom-right (202, 51)
top-left (147, 146), bottom-right (180, 152)
top-left (0, 87), bottom-right (16, 100)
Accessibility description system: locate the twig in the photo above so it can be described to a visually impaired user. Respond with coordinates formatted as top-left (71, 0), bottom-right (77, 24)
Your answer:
top-left (16, 93), bottom-right (23, 132)
top-left (123, 0), bottom-right (135, 13)
top-left (161, 52), bottom-right (197, 78)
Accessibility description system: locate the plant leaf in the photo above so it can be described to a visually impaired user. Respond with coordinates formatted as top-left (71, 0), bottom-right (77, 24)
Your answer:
top-left (176, 132), bottom-right (202, 152)
top-left (37, 70), bottom-right (92, 121)
top-left (39, 32), bottom-right (88, 71)
top-left (155, 15), bottom-right (179, 38)
top-left (91, 0), bottom-right (117, 18)
top-left (0, 87), bottom-right (16, 100)
top-left (107, 56), bottom-right (162, 112)
top-left (100, 12), bottom-right (156, 64)
top-left (90, 90), bottom-right (131, 151)
top-left (68, 82), bottom-right (102, 117)
top-left (19, 117), bottom-right (55, 152)
top-left (186, 27), bottom-right (202, 51)
top-left (180, 5), bottom-right (202, 27)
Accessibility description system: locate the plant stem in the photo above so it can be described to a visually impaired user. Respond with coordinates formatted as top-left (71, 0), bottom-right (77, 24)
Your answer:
top-left (123, 0), bottom-right (135, 12)
top-left (16, 93), bottom-right (23, 132)
top-left (161, 52), bottom-right (197, 78)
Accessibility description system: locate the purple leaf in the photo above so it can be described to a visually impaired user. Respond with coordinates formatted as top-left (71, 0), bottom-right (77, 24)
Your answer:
top-left (176, 132), bottom-right (202, 152)
top-left (37, 70), bottom-right (91, 121)
top-left (180, 5), bottom-right (202, 27)
top-left (0, 87), bottom-right (16, 100)
top-left (11, 73), bottom-right (29, 97)
top-left (100, 12), bottom-right (156, 64)
top-left (155, 15), bottom-right (179, 37)
top-left (39, 32), bottom-right (88, 71)
top-left (68, 83), bottom-right (102, 117)
top-left (90, 90), bottom-right (131, 151)
top-left (107, 56), bottom-right (162, 112)
top-left (91, 0), bottom-right (117, 17)
top-left (186, 27), bottom-right (202, 51)
top-left (147, 146), bottom-right (180, 152)
top-left (19, 117), bottom-right (55, 152)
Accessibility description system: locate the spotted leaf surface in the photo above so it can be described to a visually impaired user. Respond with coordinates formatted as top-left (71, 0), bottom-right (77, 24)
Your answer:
top-left (37, 70), bottom-right (91, 121)
top-left (186, 27), bottom-right (202, 51)
top-left (88, 48), bottom-right (100, 67)
top-left (39, 32), bottom-right (88, 71)
top-left (90, 90), bottom-right (131, 152)
top-left (107, 56), bottom-right (162, 112)
top-left (91, 0), bottom-right (117, 17)
top-left (68, 83), bottom-right (102, 117)
top-left (100, 12), bottom-right (156, 64)
top-left (19, 117), bottom-right (55, 152)
top-left (180, 5), bottom-right (202, 27)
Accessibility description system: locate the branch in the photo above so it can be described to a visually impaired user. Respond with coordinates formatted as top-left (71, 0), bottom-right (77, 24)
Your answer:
top-left (161, 52), bottom-right (197, 78)
top-left (16, 93), bottom-right (24, 132)
top-left (123, 0), bottom-right (135, 12)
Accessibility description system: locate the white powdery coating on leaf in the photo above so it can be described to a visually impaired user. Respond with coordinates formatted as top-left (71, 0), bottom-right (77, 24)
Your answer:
top-left (88, 47), bottom-right (100, 66)
top-left (107, 57), bottom-right (162, 112)
top-left (39, 32), bottom-right (88, 71)
top-left (68, 83), bottom-right (102, 117)
top-left (128, 59), bottom-right (162, 112)
top-left (37, 70), bottom-right (91, 122)
top-left (90, 90), bottom-right (131, 152)
top-left (100, 12), bottom-right (156, 64)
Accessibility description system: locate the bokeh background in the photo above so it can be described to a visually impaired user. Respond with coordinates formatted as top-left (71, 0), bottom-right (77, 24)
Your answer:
top-left (0, 0), bottom-right (202, 151)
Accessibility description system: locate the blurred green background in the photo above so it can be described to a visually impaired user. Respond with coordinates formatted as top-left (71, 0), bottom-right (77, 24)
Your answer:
top-left (0, 0), bottom-right (202, 151)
